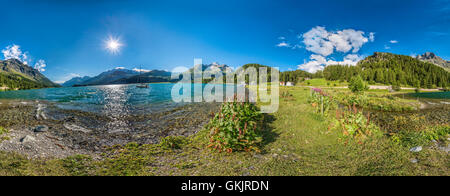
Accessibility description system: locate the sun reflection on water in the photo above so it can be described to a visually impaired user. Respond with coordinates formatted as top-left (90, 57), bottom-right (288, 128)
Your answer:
top-left (99, 85), bottom-right (131, 133)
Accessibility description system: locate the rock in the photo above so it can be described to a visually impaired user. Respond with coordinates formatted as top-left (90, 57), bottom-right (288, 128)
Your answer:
top-left (34, 125), bottom-right (49, 133)
top-left (64, 123), bottom-right (92, 133)
top-left (410, 146), bottom-right (422, 152)
top-left (20, 135), bottom-right (36, 143)
top-left (411, 159), bottom-right (418, 163)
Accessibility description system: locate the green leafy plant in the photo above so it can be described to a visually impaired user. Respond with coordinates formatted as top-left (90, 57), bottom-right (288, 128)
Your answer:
top-left (307, 88), bottom-right (335, 116)
top-left (348, 75), bottom-right (369, 93)
top-left (206, 97), bottom-right (263, 153)
top-left (334, 105), bottom-right (382, 143)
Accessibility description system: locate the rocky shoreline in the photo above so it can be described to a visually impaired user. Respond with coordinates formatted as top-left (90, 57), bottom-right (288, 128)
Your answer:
top-left (0, 99), bottom-right (220, 159)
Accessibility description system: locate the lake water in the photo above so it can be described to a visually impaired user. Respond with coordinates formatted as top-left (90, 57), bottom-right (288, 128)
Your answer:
top-left (408, 91), bottom-right (450, 99)
top-left (0, 83), bottom-right (237, 115)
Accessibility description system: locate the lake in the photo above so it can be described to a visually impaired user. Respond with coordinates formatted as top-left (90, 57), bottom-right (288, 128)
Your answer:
top-left (408, 91), bottom-right (450, 99)
top-left (0, 83), bottom-right (237, 115)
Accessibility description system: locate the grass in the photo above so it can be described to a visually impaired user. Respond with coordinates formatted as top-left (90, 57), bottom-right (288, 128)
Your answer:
top-left (0, 87), bottom-right (448, 176)
top-left (0, 126), bottom-right (10, 141)
top-left (297, 78), bottom-right (347, 87)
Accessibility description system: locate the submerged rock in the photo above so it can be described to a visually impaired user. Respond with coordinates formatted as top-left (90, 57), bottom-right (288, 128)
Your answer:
top-left (410, 146), bottom-right (422, 152)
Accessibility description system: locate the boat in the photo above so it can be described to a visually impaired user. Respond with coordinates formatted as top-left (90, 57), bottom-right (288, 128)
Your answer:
top-left (136, 66), bottom-right (149, 88)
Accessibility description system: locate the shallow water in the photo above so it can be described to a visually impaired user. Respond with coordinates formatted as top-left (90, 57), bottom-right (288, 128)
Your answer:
top-left (0, 83), bottom-right (236, 115)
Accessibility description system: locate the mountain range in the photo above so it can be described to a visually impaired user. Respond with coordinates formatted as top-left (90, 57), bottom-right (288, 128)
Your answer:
top-left (416, 52), bottom-right (450, 70)
top-left (62, 68), bottom-right (174, 87)
top-left (63, 63), bottom-right (231, 87)
top-left (0, 59), bottom-right (59, 90)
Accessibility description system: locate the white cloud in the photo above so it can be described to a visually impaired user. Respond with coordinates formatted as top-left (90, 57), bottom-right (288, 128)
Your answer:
top-left (2, 44), bottom-right (30, 65)
top-left (369, 32), bottom-right (375, 42)
top-left (298, 55), bottom-right (326, 73)
top-left (115, 67), bottom-right (126, 69)
top-left (278, 36), bottom-right (286, 40)
top-left (384, 45), bottom-right (391, 49)
top-left (298, 54), bottom-right (363, 73)
top-left (276, 41), bottom-right (290, 47)
top-left (302, 26), bottom-right (334, 56)
top-left (302, 26), bottom-right (372, 57)
top-left (297, 26), bottom-right (372, 73)
top-left (34, 59), bottom-right (46, 72)
top-left (390, 40), bottom-right (398, 44)
top-left (132, 68), bottom-right (151, 73)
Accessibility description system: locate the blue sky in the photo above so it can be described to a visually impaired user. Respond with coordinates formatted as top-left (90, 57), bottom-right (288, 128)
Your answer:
top-left (0, 0), bottom-right (449, 82)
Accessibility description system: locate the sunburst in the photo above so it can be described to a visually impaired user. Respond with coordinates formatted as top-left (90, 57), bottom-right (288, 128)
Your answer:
top-left (104, 36), bottom-right (123, 54)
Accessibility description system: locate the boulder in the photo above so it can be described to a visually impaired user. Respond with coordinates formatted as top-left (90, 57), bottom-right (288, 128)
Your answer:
top-left (21, 135), bottom-right (36, 143)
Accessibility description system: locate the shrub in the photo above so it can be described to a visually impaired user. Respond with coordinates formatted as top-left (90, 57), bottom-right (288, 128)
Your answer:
top-left (348, 75), bottom-right (369, 93)
top-left (334, 106), bottom-right (382, 143)
top-left (206, 98), bottom-right (263, 153)
top-left (392, 85), bottom-right (401, 92)
top-left (415, 88), bottom-right (421, 93)
top-left (308, 88), bottom-right (335, 116)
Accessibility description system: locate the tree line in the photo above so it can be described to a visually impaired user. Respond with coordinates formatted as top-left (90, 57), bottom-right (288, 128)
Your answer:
top-left (280, 52), bottom-right (450, 88)
top-left (0, 72), bottom-right (48, 90)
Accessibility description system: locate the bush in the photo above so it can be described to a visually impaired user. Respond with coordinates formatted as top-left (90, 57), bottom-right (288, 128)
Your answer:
top-left (307, 88), bottom-right (335, 116)
top-left (334, 106), bottom-right (382, 143)
top-left (392, 85), bottom-right (401, 92)
top-left (206, 98), bottom-right (263, 153)
top-left (415, 88), bottom-right (421, 93)
top-left (348, 75), bottom-right (369, 93)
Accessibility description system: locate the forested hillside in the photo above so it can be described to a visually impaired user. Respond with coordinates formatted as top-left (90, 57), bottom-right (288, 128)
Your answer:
top-left (323, 52), bottom-right (449, 88)
top-left (0, 72), bottom-right (49, 90)
top-left (0, 59), bottom-right (59, 90)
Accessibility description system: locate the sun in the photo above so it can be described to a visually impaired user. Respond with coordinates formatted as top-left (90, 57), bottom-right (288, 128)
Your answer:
top-left (104, 36), bottom-right (123, 54)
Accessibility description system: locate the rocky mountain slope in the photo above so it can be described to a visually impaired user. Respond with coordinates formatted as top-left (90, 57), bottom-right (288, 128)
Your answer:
top-left (416, 52), bottom-right (450, 70)
top-left (0, 59), bottom-right (59, 89)
top-left (63, 68), bottom-right (175, 87)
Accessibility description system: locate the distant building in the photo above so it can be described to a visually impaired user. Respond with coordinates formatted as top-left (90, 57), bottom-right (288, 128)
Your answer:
top-left (280, 82), bottom-right (286, 86)
top-left (286, 82), bottom-right (294, 86)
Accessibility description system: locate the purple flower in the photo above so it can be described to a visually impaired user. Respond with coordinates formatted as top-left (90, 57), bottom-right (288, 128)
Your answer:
top-left (312, 88), bottom-right (322, 93)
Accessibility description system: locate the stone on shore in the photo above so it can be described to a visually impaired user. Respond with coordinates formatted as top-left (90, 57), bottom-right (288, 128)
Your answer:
top-left (20, 135), bottom-right (36, 143)
top-left (410, 146), bottom-right (422, 152)
top-left (34, 125), bottom-right (49, 133)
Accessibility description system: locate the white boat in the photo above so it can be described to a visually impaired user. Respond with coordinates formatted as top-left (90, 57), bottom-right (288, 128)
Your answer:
top-left (136, 66), bottom-right (149, 88)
